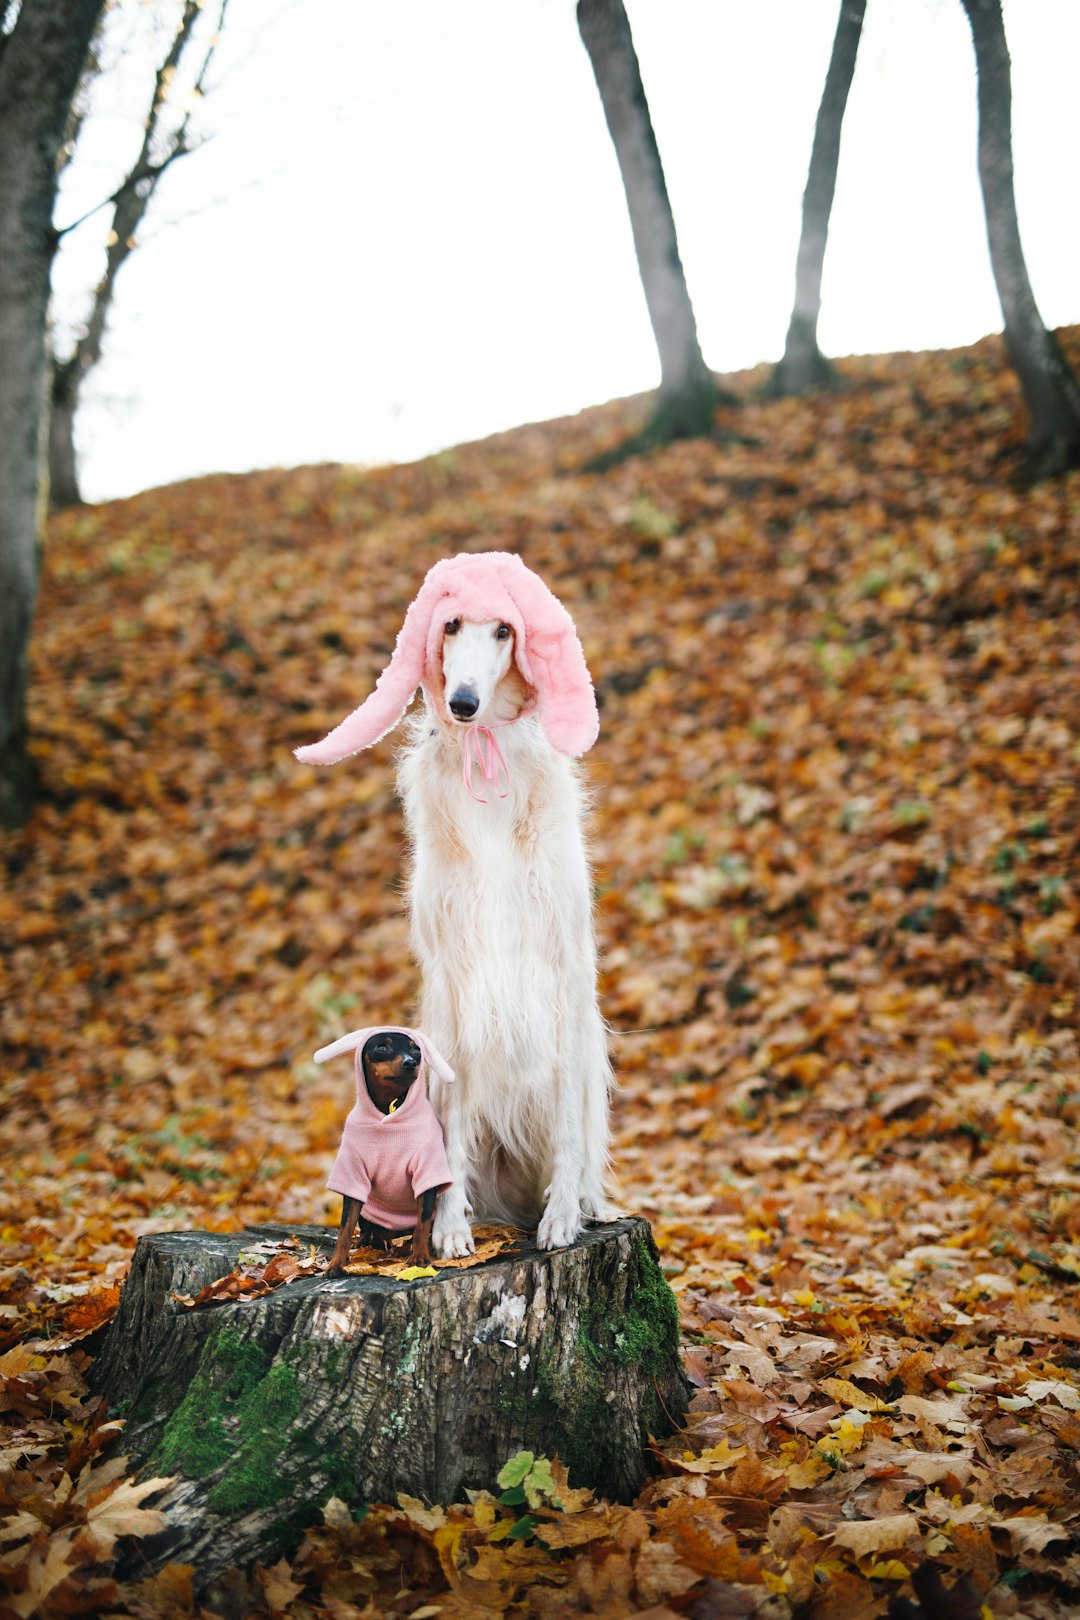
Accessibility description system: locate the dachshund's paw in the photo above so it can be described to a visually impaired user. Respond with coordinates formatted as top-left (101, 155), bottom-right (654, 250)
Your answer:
top-left (537, 1208), bottom-right (581, 1250)
top-left (434, 1220), bottom-right (475, 1259)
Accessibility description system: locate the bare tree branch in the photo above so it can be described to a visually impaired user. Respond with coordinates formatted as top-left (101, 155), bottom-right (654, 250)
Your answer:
top-left (48, 0), bottom-right (230, 506)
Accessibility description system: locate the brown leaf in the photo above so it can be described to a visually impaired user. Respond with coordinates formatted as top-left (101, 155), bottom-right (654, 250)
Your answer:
top-left (256, 1556), bottom-right (306, 1613)
top-left (532, 1507), bottom-right (611, 1550)
top-left (56, 1283), bottom-right (122, 1342)
top-left (80, 1473), bottom-right (174, 1557)
top-left (633, 1536), bottom-right (699, 1604)
top-left (655, 1497), bottom-right (741, 1579)
top-left (123, 1562), bottom-right (197, 1618)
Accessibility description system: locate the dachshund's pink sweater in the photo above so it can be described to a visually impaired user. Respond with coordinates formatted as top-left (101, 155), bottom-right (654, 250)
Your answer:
top-left (327, 1078), bottom-right (451, 1230)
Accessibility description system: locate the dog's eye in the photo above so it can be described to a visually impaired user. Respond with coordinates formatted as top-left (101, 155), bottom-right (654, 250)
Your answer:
top-left (445, 619), bottom-right (461, 636)
top-left (495, 624), bottom-right (511, 641)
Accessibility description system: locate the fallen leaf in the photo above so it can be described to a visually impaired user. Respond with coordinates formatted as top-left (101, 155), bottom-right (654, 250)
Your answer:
top-left (81, 1473), bottom-right (174, 1556)
top-left (830, 1514), bottom-right (921, 1557)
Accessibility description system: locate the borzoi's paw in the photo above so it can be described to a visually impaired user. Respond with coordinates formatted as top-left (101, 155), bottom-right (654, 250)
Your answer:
top-left (433, 1216), bottom-right (475, 1259)
top-left (536, 1206), bottom-right (581, 1250)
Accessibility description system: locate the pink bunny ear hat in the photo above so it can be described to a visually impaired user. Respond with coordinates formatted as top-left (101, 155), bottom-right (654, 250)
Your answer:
top-left (294, 551), bottom-right (599, 765)
top-left (313, 1025), bottom-right (456, 1091)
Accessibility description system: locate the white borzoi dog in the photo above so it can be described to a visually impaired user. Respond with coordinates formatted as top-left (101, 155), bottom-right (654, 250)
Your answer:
top-left (296, 551), bottom-right (612, 1255)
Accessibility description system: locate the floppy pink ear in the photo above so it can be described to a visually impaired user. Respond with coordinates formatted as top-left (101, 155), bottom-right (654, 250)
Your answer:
top-left (294, 582), bottom-right (437, 765)
top-left (510, 564), bottom-right (599, 757)
top-left (312, 1027), bottom-right (379, 1065)
top-left (414, 1031), bottom-right (455, 1084)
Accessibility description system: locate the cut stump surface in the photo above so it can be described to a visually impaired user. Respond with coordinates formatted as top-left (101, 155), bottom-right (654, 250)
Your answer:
top-left (92, 1215), bottom-right (688, 1584)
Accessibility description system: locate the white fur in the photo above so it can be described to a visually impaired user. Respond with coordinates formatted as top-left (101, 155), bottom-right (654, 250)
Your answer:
top-left (398, 619), bottom-right (612, 1255)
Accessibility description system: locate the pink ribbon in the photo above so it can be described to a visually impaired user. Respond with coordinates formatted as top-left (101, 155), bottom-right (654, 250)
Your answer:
top-left (462, 723), bottom-right (511, 804)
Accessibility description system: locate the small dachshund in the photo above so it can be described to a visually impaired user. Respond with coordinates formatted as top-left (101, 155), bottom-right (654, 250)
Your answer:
top-left (326, 1029), bottom-right (450, 1275)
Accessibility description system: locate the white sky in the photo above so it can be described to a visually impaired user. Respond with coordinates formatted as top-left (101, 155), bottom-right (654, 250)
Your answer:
top-left (50, 0), bottom-right (1080, 504)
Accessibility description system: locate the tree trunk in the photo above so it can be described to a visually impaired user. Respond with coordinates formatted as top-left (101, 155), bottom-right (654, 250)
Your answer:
top-left (577, 0), bottom-right (718, 439)
top-left (48, 359), bottom-right (82, 510)
top-left (0, 0), bottom-right (106, 827)
top-left (91, 1215), bottom-right (688, 1589)
top-left (960, 0), bottom-right (1080, 479)
top-left (771, 0), bottom-right (866, 397)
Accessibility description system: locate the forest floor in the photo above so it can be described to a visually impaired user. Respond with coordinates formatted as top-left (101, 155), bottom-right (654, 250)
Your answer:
top-left (1, 329), bottom-right (1079, 1619)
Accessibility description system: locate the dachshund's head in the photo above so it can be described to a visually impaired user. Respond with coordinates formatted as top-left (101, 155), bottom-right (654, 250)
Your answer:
top-left (361, 1030), bottom-right (423, 1115)
top-left (312, 1024), bottom-right (455, 1091)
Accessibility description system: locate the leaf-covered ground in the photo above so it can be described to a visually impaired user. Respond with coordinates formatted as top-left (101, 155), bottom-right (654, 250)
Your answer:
top-left (2, 329), bottom-right (1079, 1618)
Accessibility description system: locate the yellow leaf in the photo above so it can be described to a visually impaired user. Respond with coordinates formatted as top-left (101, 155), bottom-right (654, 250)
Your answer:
top-left (674, 1439), bottom-right (748, 1473)
top-left (0, 1345), bottom-right (46, 1377)
top-left (472, 1497), bottom-right (497, 1530)
top-left (397, 1264), bottom-right (437, 1281)
top-left (866, 1559), bottom-right (914, 1579)
top-left (819, 1377), bottom-right (891, 1412)
top-left (784, 1455), bottom-right (832, 1488)
top-left (815, 1418), bottom-right (870, 1460)
top-left (434, 1522), bottom-right (467, 1585)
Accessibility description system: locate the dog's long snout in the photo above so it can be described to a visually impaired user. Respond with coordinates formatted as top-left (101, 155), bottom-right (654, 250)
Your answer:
top-left (449, 687), bottom-right (479, 721)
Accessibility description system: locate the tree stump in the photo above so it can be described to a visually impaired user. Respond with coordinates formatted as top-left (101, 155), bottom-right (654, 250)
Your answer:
top-left (92, 1215), bottom-right (688, 1586)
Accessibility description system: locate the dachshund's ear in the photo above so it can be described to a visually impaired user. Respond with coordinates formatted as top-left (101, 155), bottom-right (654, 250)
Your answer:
top-left (294, 581), bottom-right (439, 765)
top-left (510, 564), bottom-right (599, 757)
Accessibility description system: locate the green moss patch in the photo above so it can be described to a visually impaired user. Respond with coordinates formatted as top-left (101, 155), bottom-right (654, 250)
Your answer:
top-left (155, 1331), bottom-right (306, 1517)
top-left (157, 1331), bottom-right (263, 1481)
top-left (207, 1362), bottom-right (301, 1514)
top-left (587, 1234), bottom-right (680, 1376)
top-left (520, 1235), bottom-right (683, 1494)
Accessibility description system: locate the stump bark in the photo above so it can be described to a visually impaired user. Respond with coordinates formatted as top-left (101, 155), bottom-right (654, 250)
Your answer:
top-left (92, 1215), bottom-right (688, 1585)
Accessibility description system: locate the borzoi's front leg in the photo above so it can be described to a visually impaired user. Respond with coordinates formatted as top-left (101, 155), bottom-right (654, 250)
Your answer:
top-left (536, 1071), bottom-right (585, 1250)
top-left (432, 1077), bottom-right (475, 1258)
top-left (537, 1151), bottom-right (585, 1249)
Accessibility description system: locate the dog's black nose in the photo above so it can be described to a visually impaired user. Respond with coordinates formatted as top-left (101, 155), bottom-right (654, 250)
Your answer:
top-left (402, 1053), bottom-right (418, 1070)
top-left (449, 688), bottom-right (479, 720)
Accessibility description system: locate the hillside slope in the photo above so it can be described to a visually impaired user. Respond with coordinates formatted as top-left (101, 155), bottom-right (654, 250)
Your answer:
top-left (1, 331), bottom-right (1079, 1617)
